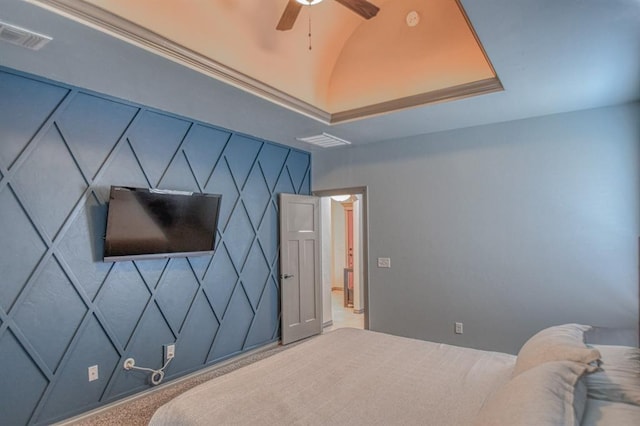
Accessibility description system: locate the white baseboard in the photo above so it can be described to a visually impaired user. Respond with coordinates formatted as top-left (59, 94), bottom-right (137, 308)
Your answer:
top-left (353, 308), bottom-right (365, 314)
top-left (323, 320), bottom-right (334, 328)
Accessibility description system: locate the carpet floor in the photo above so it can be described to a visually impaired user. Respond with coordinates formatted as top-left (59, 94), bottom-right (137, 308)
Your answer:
top-left (67, 343), bottom-right (292, 425)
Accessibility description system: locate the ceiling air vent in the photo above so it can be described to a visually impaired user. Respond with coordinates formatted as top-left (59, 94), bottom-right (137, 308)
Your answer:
top-left (297, 132), bottom-right (352, 148)
top-left (0, 21), bottom-right (52, 50)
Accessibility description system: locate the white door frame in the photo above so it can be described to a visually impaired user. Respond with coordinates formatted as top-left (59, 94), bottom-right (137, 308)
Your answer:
top-left (313, 186), bottom-right (369, 330)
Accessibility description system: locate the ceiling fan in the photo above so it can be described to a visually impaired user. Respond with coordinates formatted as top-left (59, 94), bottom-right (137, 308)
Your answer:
top-left (276, 0), bottom-right (380, 31)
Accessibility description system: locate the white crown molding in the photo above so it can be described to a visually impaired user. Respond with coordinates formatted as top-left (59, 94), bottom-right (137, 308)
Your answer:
top-left (331, 78), bottom-right (504, 124)
top-left (28, 0), bottom-right (503, 125)
top-left (28, 0), bottom-right (333, 123)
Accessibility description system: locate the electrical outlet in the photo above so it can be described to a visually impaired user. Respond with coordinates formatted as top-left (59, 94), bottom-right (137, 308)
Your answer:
top-left (164, 344), bottom-right (176, 361)
top-left (88, 365), bottom-right (99, 382)
top-left (455, 322), bottom-right (463, 335)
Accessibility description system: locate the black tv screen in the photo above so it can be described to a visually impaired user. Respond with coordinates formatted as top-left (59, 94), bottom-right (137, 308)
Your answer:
top-left (103, 186), bottom-right (222, 262)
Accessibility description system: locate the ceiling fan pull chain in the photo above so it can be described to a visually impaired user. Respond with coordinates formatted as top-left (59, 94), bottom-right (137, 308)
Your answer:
top-left (308, 8), bottom-right (312, 50)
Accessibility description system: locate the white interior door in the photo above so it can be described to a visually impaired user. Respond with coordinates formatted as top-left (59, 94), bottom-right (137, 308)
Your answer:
top-left (279, 193), bottom-right (322, 345)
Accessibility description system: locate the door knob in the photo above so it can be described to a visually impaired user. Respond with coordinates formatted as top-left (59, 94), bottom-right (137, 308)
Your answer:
top-left (281, 274), bottom-right (295, 279)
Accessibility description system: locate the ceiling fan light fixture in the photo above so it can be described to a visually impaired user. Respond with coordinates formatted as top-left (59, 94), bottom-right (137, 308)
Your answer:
top-left (331, 195), bottom-right (351, 202)
top-left (278, 0), bottom-right (379, 32)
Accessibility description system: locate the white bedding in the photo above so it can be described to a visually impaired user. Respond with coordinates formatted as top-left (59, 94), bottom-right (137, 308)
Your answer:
top-left (149, 328), bottom-right (516, 425)
top-left (582, 398), bottom-right (640, 426)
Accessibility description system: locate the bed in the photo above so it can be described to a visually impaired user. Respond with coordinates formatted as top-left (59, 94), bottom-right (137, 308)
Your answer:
top-left (149, 325), bottom-right (640, 425)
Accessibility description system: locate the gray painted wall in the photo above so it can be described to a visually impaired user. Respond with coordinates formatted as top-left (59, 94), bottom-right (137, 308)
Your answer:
top-left (313, 103), bottom-right (640, 354)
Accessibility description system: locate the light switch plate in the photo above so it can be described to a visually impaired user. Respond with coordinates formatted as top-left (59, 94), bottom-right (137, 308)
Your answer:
top-left (455, 322), bottom-right (464, 334)
top-left (377, 257), bottom-right (391, 268)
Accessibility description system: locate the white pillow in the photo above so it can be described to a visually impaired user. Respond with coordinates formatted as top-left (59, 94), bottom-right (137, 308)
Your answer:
top-left (475, 361), bottom-right (594, 426)
top-left (513, 324), bottom-right (601, 377)
top-left (586, 344), bottom-right (640, 406)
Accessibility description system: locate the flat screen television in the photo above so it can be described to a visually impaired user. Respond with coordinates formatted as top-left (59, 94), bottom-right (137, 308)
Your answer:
top-left (103, 186), bottom-right (222, 262)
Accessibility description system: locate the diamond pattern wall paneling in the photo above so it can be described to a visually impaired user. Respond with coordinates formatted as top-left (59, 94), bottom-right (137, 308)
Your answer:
top-left (0, 67), bottom-right (311, 425)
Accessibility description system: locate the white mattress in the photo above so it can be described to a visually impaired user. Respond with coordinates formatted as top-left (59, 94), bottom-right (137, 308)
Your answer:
top-left (149, 328), bottom-right (516, 425)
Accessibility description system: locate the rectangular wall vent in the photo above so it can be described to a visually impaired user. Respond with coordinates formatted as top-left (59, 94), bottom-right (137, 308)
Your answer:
top-left (0, 21), bottom-right (52, 51)
top-left (296, 132), bottom-right (352, 148)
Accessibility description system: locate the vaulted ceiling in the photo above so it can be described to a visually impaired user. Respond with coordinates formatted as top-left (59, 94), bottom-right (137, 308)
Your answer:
top-left (33, 0), bottom-right (502, 123)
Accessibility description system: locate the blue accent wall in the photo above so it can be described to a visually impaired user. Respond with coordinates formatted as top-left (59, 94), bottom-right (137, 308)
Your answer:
top-left (0, 67), bottom-right (311, 425)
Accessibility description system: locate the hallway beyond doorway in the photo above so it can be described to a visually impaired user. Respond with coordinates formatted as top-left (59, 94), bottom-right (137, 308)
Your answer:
top-left (324, 290), bottom-right (364, 332)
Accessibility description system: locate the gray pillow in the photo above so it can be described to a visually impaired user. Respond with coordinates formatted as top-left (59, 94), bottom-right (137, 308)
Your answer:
top-left (581, 398), bottom-right (640, 426)
top-left (586, 344), bottom-right (640, 406)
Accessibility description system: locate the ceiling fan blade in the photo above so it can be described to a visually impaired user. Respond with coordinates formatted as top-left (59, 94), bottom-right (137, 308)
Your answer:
top-left (277, 0), bottom-right (303, 31)
top-left (334, 0), bottom-right (380, 19)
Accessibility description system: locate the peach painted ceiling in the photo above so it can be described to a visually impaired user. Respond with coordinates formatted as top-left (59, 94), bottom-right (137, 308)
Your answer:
top-left (78, 0), bottom-right (499, 122)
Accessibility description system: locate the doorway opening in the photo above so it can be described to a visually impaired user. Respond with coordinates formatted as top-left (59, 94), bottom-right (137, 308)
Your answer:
top-left (313, 187), bottom-right (368, 332)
